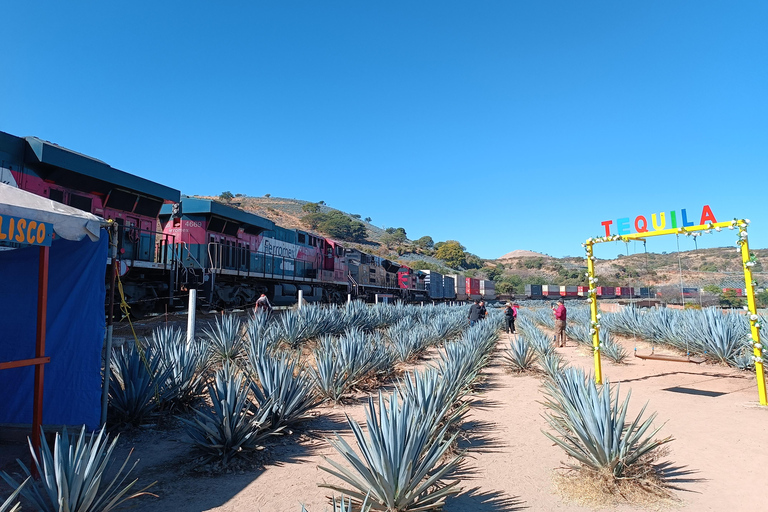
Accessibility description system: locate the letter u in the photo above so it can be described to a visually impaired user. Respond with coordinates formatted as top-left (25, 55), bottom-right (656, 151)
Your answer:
top-left (652, 212), bottom-right (666, 231)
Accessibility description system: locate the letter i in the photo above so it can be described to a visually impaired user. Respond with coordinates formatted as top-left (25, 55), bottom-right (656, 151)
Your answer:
top-left (670, 211), bottom-right (677, 228)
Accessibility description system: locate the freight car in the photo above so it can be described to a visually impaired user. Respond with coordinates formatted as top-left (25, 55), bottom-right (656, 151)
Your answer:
top-left (1, 130), bottom-right (491, 309)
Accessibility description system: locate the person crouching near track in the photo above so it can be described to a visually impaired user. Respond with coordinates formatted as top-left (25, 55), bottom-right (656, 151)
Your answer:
top-left (553, 298), bottom-right (567, 347)
top-left (504, 302), bottom-right (517, 334)
top-left (255, 293), bottom-right (273, 315)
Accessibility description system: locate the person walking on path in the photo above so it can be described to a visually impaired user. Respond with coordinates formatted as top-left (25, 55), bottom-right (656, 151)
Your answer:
top-left (468, 300), bottom-right (482, 326)
top-left (553, 299), bottom-right (567, 347)
top-left (255, 293), bottom-right (273, 315)
top-left (504, 302), bottom-right (517, 334)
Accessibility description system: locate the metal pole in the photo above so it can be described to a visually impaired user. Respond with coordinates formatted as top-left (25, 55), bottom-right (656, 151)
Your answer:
top-left (585, 242), bottom-right (603, 384)
top-left (101, 224), bottom-right (118, 426)
top-left (32, 245), bottom-right (50, 462)
top-left (187, 288), bottom-right (197, 343)
top-left (739, 223), bottom-right (767, 405)
top-left (298, 288), bottom-right (303, 309)
top-left (347, 293), bottom-right (351, 304)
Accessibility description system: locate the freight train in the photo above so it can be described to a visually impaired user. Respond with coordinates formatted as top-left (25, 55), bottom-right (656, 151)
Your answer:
top-left (0, 131), bottom-right (496, 310)
top-left (524, 285), bottom-right (747, 300)
top-left (524, 285), bottom-right (656, 299)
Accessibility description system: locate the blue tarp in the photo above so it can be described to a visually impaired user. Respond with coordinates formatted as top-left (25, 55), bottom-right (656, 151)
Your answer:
top-left (0, 234), bottom-right (106, 429)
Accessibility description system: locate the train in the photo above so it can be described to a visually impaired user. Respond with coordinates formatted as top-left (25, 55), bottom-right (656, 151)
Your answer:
top-left (0, 130), bottom-right (496, 310)
top-left (524, 284), bottom-right (748, 300)
top-left (524, 285), bottom-right (656, 299)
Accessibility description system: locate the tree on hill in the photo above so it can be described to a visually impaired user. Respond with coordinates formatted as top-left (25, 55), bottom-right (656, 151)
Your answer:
top-left (301, 211), bottom-right (367, 242)
top-left (415, 235), bottom-right (434, 249)
top-left (219, 191), bottom-right (234, 201)
top-left (381, 227), bottom-right (407, 247)
top-left (302, 202), bottom-right (321, 213)
top-left (435, 240), bottom-right (467, 268)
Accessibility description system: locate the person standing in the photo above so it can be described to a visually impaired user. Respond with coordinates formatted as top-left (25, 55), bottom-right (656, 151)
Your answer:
top-left (553, 299), bottom-right (567, 347)
top-left (504, 302), bottom-right (517, 334)
top-left (478, 301), bottom-right (487, 320)
top-left (468, 299), bottom-right (482, 326)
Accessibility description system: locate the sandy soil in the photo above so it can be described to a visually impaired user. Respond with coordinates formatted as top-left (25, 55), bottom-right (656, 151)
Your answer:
top-left (3, 331), bottom-right (766, 512)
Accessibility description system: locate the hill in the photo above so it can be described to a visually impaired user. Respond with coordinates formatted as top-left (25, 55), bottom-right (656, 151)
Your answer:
top-left (201, 194), bottom-right (767, 294)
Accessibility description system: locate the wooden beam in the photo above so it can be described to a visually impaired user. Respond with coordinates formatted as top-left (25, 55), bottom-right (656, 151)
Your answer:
top-left (0, 357), bottom-right (51, 370)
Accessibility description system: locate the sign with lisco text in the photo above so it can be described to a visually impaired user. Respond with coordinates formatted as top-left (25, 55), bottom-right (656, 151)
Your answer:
top-left (0, 215), bottom-right (54, 246)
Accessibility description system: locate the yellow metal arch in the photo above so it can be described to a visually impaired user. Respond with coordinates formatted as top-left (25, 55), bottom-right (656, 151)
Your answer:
top-left (584, 219), bottom-right (767, 406)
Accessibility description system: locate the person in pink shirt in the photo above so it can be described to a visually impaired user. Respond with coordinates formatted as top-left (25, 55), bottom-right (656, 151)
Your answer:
top-left (553, 299), bottom-right (567, 347)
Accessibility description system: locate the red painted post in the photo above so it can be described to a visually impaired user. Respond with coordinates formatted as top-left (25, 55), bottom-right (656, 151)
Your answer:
top-left (31, 245), bottom-right (49, 463)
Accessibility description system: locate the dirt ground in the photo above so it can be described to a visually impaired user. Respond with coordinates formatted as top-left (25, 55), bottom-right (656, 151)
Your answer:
top-left (3, 329), bottom-right (767, 512)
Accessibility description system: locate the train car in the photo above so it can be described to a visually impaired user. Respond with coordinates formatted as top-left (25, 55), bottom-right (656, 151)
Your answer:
top-left (541, 284), bottom-right (558, 297)
top-left (577, 286), bottom-right (589, 297)
top-left (564, 286), bottom-right (578, 297)
top-left (345, 248), bottom-right (416, 302)
top-left (395, 266), bottom-right (428, 301)
top-left (443, 275), bottom-right (456, 300)
top-left (722, 288), bottom-right (744, 296)
top-left (682, 287), bottom-right (699, 298)
top-left (480, 279), bottom-right (496, 300)
top-left (0, 131), bottom-right (181, 310)
top-left (525, 284), bottom-right (543, 298)
top-left (466, 277), bottom-right (481, 301)
top-left (422, 270), bottom-right (444, 300)
top-left (160, 197), bottom-right (348, 306)
top-left (595, 286), bottom-right (616, 298)
top-left (448, 274), bottom-right (467, 301)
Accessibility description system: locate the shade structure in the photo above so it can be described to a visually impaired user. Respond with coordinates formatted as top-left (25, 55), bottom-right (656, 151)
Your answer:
top-left (0, 182), bottom-right (107, 458)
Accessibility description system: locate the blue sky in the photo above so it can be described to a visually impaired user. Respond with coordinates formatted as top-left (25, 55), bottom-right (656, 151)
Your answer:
top-left (2, 1), bottom-right (766, 260)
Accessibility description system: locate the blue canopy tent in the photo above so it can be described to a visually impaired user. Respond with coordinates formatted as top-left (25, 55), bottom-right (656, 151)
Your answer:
top-left (0, 183), bottom-right (107, 456)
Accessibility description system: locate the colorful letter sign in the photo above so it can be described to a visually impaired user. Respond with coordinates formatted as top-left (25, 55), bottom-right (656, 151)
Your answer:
top-left (0, 215), bottom-right (53, 246)
top-left (600, 205), bottom-right (717, 237)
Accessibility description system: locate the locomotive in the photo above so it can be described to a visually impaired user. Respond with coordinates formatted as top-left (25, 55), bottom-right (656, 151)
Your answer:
top-left (0, 130), bottom-right (496, 310)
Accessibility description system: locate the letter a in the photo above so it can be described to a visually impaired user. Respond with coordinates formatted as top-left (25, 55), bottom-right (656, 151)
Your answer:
top-left (652, 212), bottom-right (666, 231)
top-left (700, 204), bottom-right (717, 224)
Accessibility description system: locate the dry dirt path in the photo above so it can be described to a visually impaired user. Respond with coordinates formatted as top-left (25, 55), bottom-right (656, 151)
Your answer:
top-left (12, 328), bottom-right (764, 512)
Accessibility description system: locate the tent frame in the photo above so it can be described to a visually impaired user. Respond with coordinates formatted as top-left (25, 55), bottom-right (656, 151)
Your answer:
top-left (0, 245), bottom-right (51, 459)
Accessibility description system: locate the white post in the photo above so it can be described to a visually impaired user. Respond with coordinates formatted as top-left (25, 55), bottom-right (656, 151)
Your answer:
top-left (347, 293), bottom-right (352, 304)
top-left (187, 288), bottom-right (197, 343)
top-left (298, 289), bottom-right (303, 309)
top-left (375, 294), bottom-right (379, 304)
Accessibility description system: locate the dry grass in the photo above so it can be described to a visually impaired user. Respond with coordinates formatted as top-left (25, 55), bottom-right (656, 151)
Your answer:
top-left (552, 447), bottom-right (680, 509)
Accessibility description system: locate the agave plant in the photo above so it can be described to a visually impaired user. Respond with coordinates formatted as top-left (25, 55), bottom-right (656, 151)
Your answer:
top-left (398, 368), bottom-right (468, 443)
top-left (0, 426), bottom-right (153, 512)
top-left (0, 477), bottom-right (26, 512)
top-left (319, 392), bottom-right (463, 511)
top-left (202, 314), bottom-right (246, 362)
top-left (300, 494), bottom-right (372, 512)
top-left (249, 352), bottom-right (319, 429)
top-left (539, 351), bottom-right (566, 380)
top-left (275, 310), bottom-right (312, 349)
top-left (146, 326), bottom-right (209, 410)
top-left (599, 331), bottom-right (629, 364)
top-left (503, 337), bottom-right (538, 373)
top-left (541, 367), bottom-right (673, 478)
top-left (180, 364), bottom-right (278, 463)
top-left (108, 343), bottom-right (170, 426)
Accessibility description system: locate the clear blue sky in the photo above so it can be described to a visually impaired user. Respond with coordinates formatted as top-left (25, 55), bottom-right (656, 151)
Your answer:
top-left (2, 1), bottom-right (766, 260)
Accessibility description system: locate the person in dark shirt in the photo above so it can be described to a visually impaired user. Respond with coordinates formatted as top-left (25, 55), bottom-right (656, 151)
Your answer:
top-left (478, 301), bottom-right (487, 320)
top-left (468, 300), bottom-right (482, 326)
top-left (504, 302), bottom-right (517, 334)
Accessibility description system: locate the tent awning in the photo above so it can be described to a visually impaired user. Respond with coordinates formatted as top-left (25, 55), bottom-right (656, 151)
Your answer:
top-left (0, 183), bottom-right (105, 242)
